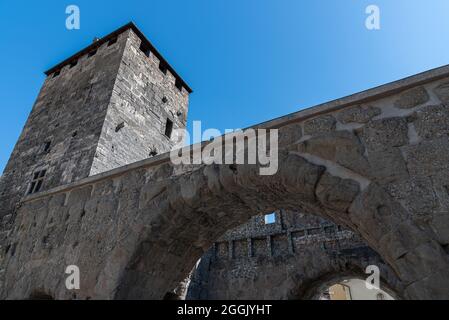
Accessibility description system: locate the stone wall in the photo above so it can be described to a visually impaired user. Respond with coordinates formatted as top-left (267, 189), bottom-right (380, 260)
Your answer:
top-left (0, 28), bottom-right (126, 220)
top-left (90, 29), bottom-right (190, 175)
top-left (184, 211), bottom-right (401, 299)
top-left (0, 31), bottom-right (128, 292)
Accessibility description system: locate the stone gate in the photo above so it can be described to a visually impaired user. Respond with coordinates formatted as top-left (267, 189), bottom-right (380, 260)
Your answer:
top-left (1, 23), bottom-right (449, 300)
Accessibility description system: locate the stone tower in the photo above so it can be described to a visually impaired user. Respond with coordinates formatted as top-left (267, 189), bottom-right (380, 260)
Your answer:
top-left (0, 22), bottom-right (191, 248)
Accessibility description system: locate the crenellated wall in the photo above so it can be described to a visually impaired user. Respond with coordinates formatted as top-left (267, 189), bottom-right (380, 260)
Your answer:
top-left (183, 211), bottom-right (401, 300)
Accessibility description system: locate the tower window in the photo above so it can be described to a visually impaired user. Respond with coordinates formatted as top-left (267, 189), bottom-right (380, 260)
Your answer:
top-left (164, 118), bottom-right (173, 138)
top-left (88, 49), bottom-right (97, 58)
top-left (139, 43), bottom-right (150, 57)
top-left (43, 141), bottom-right (51, 153)
top-left (264, 213), bottom-right (276, 225)
top-left (28, 169), bottom-right (47, 195)
top-left (115, 122), bottom-right (125, 132)
top-left (108, 37), bottom-right (117, 46)
top-left (175, 79), bottom-right (183, 92)
top-left (149, 146), bottom-right (158, 157)
top-left (159, 61), bottom-right (168, 75)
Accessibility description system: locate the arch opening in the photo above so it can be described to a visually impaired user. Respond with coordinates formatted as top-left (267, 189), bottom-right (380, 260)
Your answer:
top-left (307, 275), bottom-right (398, 301)
top-left (114, 150), bottom-right (449, 300)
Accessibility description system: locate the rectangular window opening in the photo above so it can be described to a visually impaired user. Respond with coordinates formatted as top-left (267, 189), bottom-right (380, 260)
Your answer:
top-left (264, 213), bottom-right (276, 225)
top-left (164, 118), bottom-right (173, 138)
top-left (43, 141), bottom-right (51, 153)
top-left (28, 169), bottom-right (47, 195)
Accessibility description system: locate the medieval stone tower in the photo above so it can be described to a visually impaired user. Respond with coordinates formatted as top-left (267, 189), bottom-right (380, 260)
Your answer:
top-left (0, 23), bottom-right (191, 276)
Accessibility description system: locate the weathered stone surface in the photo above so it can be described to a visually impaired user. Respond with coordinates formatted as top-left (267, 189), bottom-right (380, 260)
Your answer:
top-left (303, 115), bottom-right (336, 135)
top-left (358, 117), bottom-right (409, 151)
top-left (366, 148), bottom-right (408, 184)
top-left (396, 241), bottom-right (449, 291)
top-left (315, 173), bottom-right (360, 212)
top-left (402, 138), bottom-right (449, 176)
top-left (386, 177), bottom-right (438, 218)
top-left (298, 131), bottom-right (370, 176)
top-left (430, 172), bottom-right (449, 213)
top-left (429, 213), bottom-right (449, 245)
top-left (336, 105), bottom-right (381, 123)
top-left (414, 104), bottom-right (449, 140)
top-left (278, 122), bottom-right (302, 146)
top-left (433, 81), bottom-right (449, 104)
top-left (349, 184), bottom-right (407, 247)
top-left (394, 86), bottom-right (430, 109)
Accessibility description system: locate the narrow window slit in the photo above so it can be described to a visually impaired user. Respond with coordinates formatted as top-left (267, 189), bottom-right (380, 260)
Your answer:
top-left (164, 118), bottom-right (173, 138)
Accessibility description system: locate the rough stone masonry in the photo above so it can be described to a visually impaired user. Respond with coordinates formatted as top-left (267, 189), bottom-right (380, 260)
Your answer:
top-left (0, 22), bottom-right (449, 299)
top-left (182, 210), bottom-right (401, 300)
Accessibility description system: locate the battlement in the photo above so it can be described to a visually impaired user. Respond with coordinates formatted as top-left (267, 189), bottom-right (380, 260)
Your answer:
top-left (211, 211), bottom-right (364, 260)
top-left (213, 226), bottom-right (362, 260)
top-left (44, 22), bottom-right (192, 94)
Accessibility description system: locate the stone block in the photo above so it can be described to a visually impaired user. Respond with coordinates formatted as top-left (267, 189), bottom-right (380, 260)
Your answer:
top-left (336, 105), bottom-right (381, 124)
top-left (278, 122), bottom-right (302, 146)
top-left (429, 213), bottom-right (449, 245)
top-left (366, 148), bottom-right (408, 184)
top-left (433, 81), bottom-right (449, 104)
top-left (414, 104), bottom-right (449, 140)
top-left (298, 130), bottom-right (370, 176)
top-left (303, 115), bottom-right (336, 135)
top-left (386, 177), bottom-right (438, 217)
top-left (315, 172), bottom-right (360, 212)
top-left (402, 138), bottom-right (449, 176)
top-left (358, 117), bottom-right (409, 152)
top-left (394, 86), bottom-right (429, 109)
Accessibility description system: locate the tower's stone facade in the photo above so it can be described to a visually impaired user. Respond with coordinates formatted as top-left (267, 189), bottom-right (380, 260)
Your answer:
top-left (0, 23), bottom-right (191, 291)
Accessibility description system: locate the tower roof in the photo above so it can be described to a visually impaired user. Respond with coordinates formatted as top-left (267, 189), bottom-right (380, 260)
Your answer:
top-left (44, 22), bottom-right (193, 93)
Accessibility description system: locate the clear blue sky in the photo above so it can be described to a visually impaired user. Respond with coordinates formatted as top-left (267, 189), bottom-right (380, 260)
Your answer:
top-left (1, 0), bottom-right (449, 173)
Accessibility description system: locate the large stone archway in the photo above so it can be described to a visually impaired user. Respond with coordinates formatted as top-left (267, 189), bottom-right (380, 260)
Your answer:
top-left (181, 211), bottom-right (404, 300)
top-left (2, 71), bottom-right (449, 300)
top-left (111, 153), bottom-right (448, 300)
top-left (185, 235), bottom-right (403, 300)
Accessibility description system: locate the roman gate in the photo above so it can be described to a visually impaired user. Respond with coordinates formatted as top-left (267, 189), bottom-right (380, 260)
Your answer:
top-left (1, 62), bottom-right (449, 300)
